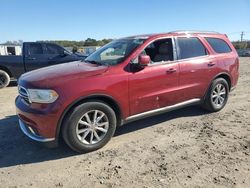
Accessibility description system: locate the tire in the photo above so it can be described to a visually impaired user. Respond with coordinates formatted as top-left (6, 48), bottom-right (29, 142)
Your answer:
top-left (202, 78), bottom-right (229, 112)
top-left (62, 101), bottom-right (117, 153)
top-left (0, 70), bottom-right (10, 89)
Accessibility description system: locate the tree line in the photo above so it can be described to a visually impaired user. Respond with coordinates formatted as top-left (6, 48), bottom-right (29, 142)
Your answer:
top-left (37, 38), bottom-right (113, 48)
top-left (232, 41), bottom-right (250, 49)
top-left (2, 38), bottom-right (113, 47)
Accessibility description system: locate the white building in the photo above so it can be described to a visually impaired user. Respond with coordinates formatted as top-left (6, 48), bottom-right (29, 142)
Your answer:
top-left (0, 45), bottom-right (22, 56)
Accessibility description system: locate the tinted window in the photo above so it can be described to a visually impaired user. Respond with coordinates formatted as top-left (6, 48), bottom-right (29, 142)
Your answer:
top-left (177, 37), bottom-right (207, 59)
top-left (29, 44), bottom-right (43, 55)
top-left (46, 44), bottom-right (64, 54)
top-left (205, 37), bottom-right (232, 53)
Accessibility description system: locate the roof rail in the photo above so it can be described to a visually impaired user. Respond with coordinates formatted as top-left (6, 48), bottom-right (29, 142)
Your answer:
top-left (169, 30), bottom-right (220, 34)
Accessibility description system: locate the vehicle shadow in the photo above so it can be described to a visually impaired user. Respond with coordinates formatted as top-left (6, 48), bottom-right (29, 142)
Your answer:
top-left (0, 115), bottom-right (76, 168)
top-left (0, 106), bottom-right (208, 168)
top-left (8, 81), bottom-right (17, 87)
top-left (115, 106), bottom-right (208, 136)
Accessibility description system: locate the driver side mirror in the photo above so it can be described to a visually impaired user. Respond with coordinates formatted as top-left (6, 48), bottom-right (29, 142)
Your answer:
top-left (139, 55), bottom-right (150, 66)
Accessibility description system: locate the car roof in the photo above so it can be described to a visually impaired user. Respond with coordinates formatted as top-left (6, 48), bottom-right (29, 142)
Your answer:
top-left (122, 31), bottom-right (225, 40)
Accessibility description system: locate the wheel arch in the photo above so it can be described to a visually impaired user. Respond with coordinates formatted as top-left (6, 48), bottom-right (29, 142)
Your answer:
top-left (55, 94), bottom-right (123, 141)
top-left (214, 73), bottom-right (231, 90)
top-left (203, 72), bottom-right (232, 100)
top-left (0, 66), bottom-right (12, 78)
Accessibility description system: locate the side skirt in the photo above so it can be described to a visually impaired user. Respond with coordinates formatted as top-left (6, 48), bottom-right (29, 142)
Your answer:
top-left (122, 98), bottom-right (202, 125)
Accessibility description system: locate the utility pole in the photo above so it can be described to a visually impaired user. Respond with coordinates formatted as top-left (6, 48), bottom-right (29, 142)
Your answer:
top-left (240, 31), bottom-right (244, 42)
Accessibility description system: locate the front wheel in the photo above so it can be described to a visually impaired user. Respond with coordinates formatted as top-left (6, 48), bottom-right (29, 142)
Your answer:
top-left (62, 101), bottom-right (117, 153)
top-left (0, 70), bottom-right (10, 89)
top-left (202, 78), bottom-right (229, 112)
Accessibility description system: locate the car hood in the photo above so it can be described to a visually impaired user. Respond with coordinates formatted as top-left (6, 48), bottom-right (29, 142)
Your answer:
top-left (19, 61), bottom-right (109, 88)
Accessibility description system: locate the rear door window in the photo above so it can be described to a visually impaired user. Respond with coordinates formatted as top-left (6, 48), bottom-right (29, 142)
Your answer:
top-left (205, 37), bottom-right (232, 53)
top-left (177, 37), bottom-right (207, 59)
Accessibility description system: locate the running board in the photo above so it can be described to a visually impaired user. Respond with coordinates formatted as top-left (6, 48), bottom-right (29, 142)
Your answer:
top-left (123, 98), bottom-right (201, 124)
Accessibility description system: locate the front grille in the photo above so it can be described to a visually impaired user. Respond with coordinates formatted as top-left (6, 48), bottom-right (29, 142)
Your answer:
top-left (18, 86), bottom-right (30, 103)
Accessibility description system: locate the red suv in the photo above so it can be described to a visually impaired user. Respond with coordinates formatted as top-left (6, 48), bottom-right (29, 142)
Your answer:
top-left (16, 31), bottom-right (239, 153)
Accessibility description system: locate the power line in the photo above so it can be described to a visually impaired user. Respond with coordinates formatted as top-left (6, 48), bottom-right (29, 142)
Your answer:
top-left (226, 31), bottom-right (250, 41)
top-left (227, 31), bottom-right (250, 35)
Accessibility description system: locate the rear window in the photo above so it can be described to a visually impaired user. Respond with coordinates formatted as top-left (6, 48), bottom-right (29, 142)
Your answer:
top-left (177, 37), bottom-right (207, 59)
top-left (205, 37), bottom-right (232, 53)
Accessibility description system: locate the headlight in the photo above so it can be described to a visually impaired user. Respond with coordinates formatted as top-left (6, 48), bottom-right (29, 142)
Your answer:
top-left (27, 89), bottom-right (59, 103)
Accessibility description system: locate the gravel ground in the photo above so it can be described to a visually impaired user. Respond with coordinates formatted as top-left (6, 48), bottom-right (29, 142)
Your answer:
top-left (0, 58), bottom-right (249, 188)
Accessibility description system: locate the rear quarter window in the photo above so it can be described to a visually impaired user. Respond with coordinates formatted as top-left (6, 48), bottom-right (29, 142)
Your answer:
top-left (205, 37), bottom-right (232, 53)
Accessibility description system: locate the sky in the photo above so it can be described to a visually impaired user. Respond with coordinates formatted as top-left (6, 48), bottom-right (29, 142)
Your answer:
top-left (1, 0), bottom-right (250, 43)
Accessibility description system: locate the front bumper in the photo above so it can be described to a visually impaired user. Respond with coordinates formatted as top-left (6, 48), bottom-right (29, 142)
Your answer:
top-left (19, 119), bottom-right (55, 142)
top-left (16, 95), bottom-right (62, 147)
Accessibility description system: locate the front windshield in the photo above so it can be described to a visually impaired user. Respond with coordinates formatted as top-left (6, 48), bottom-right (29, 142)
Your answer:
top-left (85, 38), bottom-right (145, 65)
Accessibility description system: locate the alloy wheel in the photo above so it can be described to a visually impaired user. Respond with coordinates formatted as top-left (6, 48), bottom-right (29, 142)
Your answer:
top-left (76, 110), bottom-right (109, 145)
top-left (0, 75), bottom-right (7, 88)
top-left (211, 83), bottom-right (226, 108)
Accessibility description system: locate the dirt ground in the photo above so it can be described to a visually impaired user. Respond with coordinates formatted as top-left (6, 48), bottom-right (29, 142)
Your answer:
top-left (0, 58), bottom-right (249, 188)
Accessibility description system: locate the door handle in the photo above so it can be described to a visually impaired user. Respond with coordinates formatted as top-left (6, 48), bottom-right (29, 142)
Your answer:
top-left (208, 62), bottom-right (216, 67)
top-left (166, 68), bottom-right (177, 73)
top-left (27, 57), bottom-right (36, 60)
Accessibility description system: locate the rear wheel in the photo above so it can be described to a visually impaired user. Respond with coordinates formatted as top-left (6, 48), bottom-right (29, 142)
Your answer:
top-left (62, 101), bottom-right (117, 153)
top-left (202, 78), bottom-right (229, 112)
top-left (0, 70), bottom-right (10, 89)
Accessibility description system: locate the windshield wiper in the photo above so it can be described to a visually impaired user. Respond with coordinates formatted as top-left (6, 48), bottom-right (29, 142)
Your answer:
top-left (84, 60), bottom-right (103, 65)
